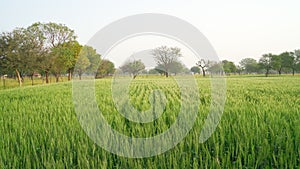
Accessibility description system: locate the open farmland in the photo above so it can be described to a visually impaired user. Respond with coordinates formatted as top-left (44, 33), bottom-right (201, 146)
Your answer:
top-left (0, 76), bottom-right (300, 168)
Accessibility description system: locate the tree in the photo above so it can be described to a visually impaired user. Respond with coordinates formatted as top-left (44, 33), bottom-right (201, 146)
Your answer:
top-left (271, 54), bottom-right (283, 75)
top-left (222, 60), bottom-right (237, 75)
top-left (75, 49), bottom-right (90, 80)
top-left (74, 45), bottom-right (101, 80)
top-left (28, 22), bottom-right (76, 83)
top-left (169, 61), bottom-right (185, 75)
top-left (152, 46), bottom-right (182, 77)
top-left (190, 66), bottom-right (200, 74)
top-left (239, 58), bottom-right (259, 73)
top-left (196, 59), bottom-right (209, 77)
top-left (148, 68), bottom-right (159, 74)
top-left (49, 45), bottom-right (69, 82)
top-left (236, 65), bottom-right (243, 75)
top-left (0, 28), bottom-right (43, 86)
top-left (279, 51), bottom-right (296, 75)
top-left (292, 50), bottom-right (300, 75)
top-left (120, 59), bottom-right (145, 79)
top-left (154, 64), bottom-right (166, 76)
top-left (85, 47), bottom-right (101, 74)
top-left (207, 61), bottom-right (223, 75)
top-left (60, 41), bottom-right (82, 80)
top-left (259, 53), bottom-right (273, 77)
top-left (96, 59), bottom-right (115, 78)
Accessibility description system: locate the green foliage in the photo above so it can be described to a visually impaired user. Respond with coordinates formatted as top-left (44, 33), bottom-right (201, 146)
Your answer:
top-left (120, 59), bottom-right (145, 78)
top-left (191, 66), bottom-right (200, 74)
top-left (96, 59), bottom-right (115, 78)
top-left (0, 76), bottom-right (299, 168)
top-left (239, 58), bottom-right (259, 73)
top-left (222, 60), bottom-right (237, 74)
top-left (259, 53), bottom-right (273, 76)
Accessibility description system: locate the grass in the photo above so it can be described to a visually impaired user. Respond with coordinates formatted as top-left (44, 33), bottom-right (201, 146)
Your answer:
top-left (0, 76), bottom-right (69, 90)
top-left (0, 76), bottom-right (299, 168)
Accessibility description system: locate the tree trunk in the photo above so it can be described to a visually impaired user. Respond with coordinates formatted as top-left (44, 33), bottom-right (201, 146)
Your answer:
top-left (201, 68), bottom-right (206, 77)
top-left (278, 67), bottom-right (282, 75)
top-left (79, 74), bottom-right (82, 80)
top-left (166, 72), bottom-right (169, 77)
top-left (266, 69), bottom-right (269, 77)
top-left (55, 75), bottom-right (59, 82)
top-left (45, 71), bottom-right (49, 84)
top-left (31, 74), bottom-right (34, 86)
top-left (292, 69), bottom-right (295, 76)
top-left (15, 69), bottom-right (22, 86)
top-left (68, 69), bottom-right (72, 81)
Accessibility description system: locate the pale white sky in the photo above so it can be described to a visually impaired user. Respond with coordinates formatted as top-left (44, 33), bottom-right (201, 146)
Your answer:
top-left (1, 0), bottom-right (300, 64)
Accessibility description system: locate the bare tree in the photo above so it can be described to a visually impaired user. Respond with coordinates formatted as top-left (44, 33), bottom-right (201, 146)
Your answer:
top-left (152, 46), bottom-right (182, 77)
top-left (196, 59), bottom-right (209, 77)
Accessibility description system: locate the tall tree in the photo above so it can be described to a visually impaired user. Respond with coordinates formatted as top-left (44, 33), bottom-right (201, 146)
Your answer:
top-left (0, 28), bottom-right (43, 86)
top-left (54, 41), bottom-right (82, 81)
top-left (120, 59), bottom-right (145, 79)
top-left (259, 53), bottom-right (273, 77)
top-left (152, 46), bottom-right (182, 77)
top-left (28, 22), bottom-right (76, 83)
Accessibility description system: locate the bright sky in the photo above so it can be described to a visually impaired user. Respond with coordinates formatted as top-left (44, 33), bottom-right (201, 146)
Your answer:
top-left (1, 0), bottom-right (300, 65)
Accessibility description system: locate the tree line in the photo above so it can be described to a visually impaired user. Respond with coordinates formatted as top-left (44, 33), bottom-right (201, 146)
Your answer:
top-left (1, 22), bottom-right (299, 85)
top-left (190, 51), bottom-right (300, 77)
top-left (120, 46), bottom-right (300, 78)
top-left (0, 22), bottom-right (115, 86)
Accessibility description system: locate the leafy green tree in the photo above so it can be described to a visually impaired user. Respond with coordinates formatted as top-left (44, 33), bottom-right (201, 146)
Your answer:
top-left (75, 48), bottom-right (91, 80)
top-left (190, 66), bottom-right (200, 74)
top-left (259, 53), bottom-right (273, 77)
top-left (60, 41), bottom-right (82, 80)
top-left (120, 59), bottom-right (145, 79)
top-left (28, 22), bottom-right (76, 83)
top-left (154, 64), bottom-right (166, 76)
top-left (82, 46), bottom-right (101, 74)
top-left (152, 46), bottom-right (182, 77)
top-left (293, 50), bottom-right (300, 75)
top-left (148, 68), bottom-right (159, 74)
top-left (96, 59), bottom-right (115, 78)
top-left (222, 60), bottom-right (237, 75)
top-left (0, 28), bottom-right (43, 86)
top-left (271, 54), bottom-right (283, 75)
top-left (239, 58), bottom-right (259, 73)
top-left (49, 45), bottom-right (70, 82)
top-left (279, 51), bottom-right (296, 75)
top-left (73, 45), bottom-right (100, 80)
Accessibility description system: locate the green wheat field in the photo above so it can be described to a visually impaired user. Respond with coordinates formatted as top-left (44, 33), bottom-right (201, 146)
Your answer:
top-left (0, 76), bottom-right (299, 168)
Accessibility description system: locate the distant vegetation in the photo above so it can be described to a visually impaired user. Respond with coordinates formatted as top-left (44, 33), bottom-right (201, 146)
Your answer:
top-left (0, 22), bottom-right (299, 88)
top-left (0, 22), bottom-right (115, 86)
